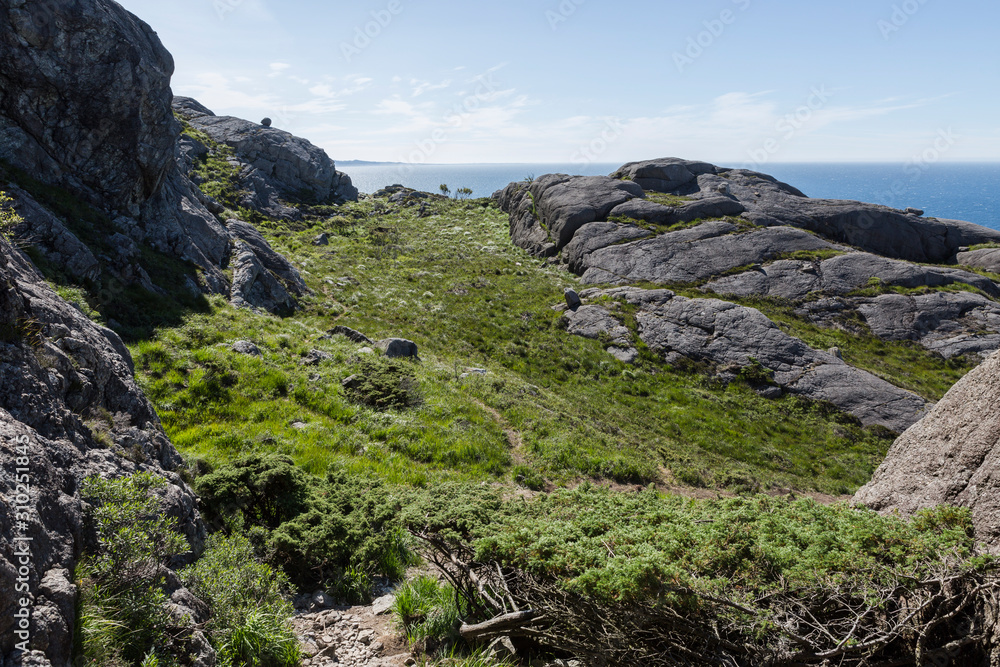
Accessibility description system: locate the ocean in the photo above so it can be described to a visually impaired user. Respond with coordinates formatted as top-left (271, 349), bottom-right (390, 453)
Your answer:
top-left (341, 162), bottom-right (1000, 231)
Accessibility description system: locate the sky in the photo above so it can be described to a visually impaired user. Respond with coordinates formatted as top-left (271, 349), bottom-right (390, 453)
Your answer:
top-left (115, 0), bottom-right (1000, 167)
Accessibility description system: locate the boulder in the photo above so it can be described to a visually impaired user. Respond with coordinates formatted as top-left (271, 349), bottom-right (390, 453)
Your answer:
top-left (227, 219), bottom-right (306, 294)
top-left (229, 241), bottom-right (297, 315)
top-left (231, 340), bottom-right (262, 356)
top-left (855, 349), bottom-right (1000, 548)
top-left (330, 325), bottom-right (373, 345)
top-left (377, 338), bottom-right (419, 359)
top-left (564, 288), bottom-right (582, 310)
top-left (611, 158), bottom-right (720, 193)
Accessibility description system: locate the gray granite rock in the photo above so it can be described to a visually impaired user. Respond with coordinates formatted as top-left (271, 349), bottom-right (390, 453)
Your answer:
top-left (577, 225), bottom-right (837, 285)
top-left (957, 247), bottom-right (1000, 273)
top-left (6, 185), bottom-right (101, 284)
top-left (565, 305), bottom-right (632, 347)
top-left (377, 338), bottom-right (419, 359)
top-left (329, 326), bottom-right (373, 345)
top-left (227, 220), bottom-right (306, 295)
top-left (229, 241), bottom-right (297, 316)
top-left (0, 238), bottom-right (204, 665)
top-left (177, 98), bottom-right (358, 207)
top-left (705, 251), bottom-right (1000, 300)
top-left (855, 349), bottom-right (1000, 549)
top-left (0, 0), bottom-right (232, 293)
top-left (611, 158), bottom-right (719, 193)
top-left (565, 288), bottom-right (927, 432)
top-left (858, 291), bottom-right (1000, 359)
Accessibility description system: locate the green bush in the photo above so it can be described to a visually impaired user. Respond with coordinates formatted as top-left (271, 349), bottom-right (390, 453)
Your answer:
top-left (0, 189), bottom-right (24, 240)
top-left (344, 356), bottom-right (422, 410)
top-left (181, 533), bottom-right (299, 667)
top-left (76, 473), bottom-right (188, 666)
top-left (196, 455), bottom-right (418, 595)
top-left (473, 487), bottom-right (985, 603)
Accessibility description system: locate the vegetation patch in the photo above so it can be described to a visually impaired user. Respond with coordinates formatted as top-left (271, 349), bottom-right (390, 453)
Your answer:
top-left (128, 196), bottom-right (909, 494)
top-left (194, 454), bottom-right (417, 596)
top-left (75, 472), bottom-right (302, 667)
top-left (413, 485), bottom-right (998, 666)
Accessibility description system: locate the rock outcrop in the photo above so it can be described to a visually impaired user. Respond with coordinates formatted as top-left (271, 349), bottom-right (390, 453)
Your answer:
top-left (495, 158), bottom-right (1000, 432)
top-left (0, 0), bottom-right (231, 291)
top-left (173, 96), bottom-right (358, 217)
top-left (611, 158), bottom-right (1000, 263)
top-left (854, 349), bottom-right (1000, 549)
top-left (0, 0), bottom-right (356, 316)
top-left (565, 287), bottom-right (927, 432)
top-left (0, 238), bottom-right (205, 666)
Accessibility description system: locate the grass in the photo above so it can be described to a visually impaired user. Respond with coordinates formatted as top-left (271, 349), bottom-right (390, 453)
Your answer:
top-left (128, 197), bottom-right (907, 495)
top-left (643, 191), bottom-right (693, 207)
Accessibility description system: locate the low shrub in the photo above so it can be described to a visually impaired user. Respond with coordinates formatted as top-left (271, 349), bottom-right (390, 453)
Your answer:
top-left (181, 533), bottom-right (299, 667)
top-left (196, 454), bottom-right (418, 595)
top-left (76, 473), bottom-right (187, 666)
top-left (343, 356), bottom-right (422, 410)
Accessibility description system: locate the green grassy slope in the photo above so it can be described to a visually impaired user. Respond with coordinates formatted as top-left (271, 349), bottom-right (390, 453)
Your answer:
top-left (128, 196), bottom-right (915, 495)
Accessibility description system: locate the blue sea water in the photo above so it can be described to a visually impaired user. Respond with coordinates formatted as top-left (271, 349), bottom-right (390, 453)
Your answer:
top-left (341, 162), bottom-right (1000, 231)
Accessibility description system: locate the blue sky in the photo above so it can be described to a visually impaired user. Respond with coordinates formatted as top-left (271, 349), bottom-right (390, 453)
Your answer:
top-left (116, 0), bottom-right (999, 166)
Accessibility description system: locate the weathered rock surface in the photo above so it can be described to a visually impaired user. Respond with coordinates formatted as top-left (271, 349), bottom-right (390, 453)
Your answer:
top-left (957, 247), bottom-right (1000, 273)
top-left (495, 158), bottom-right (1000, 431)
top-left (0, 0), bottom-right (349, 316)
top-left (566, 287), bottom-right (928, 431)
top-left (230, 240), bottom-right (298, 316)
top-left (497, 158), bottom-right (1000, 267)
top-left (858, 291), bottom-right (1000, 359)
top-left (854, 349), bottom-right (1000, 548)
top-left (0, 0), bottom-right (234, 292)
top-left (0, 238), bottom-right (205, 665)
top-left (174, 96), bottom-right (358, 212)
top-left (377, 338), bottom-right (419, 359)
top-left (574, 224), bottom-right (837, 285)
top-left (5, 185), bottom-right (101, 284)
top-left (0, 0), bottom-right (176, 214)
top-left (705, 252), bottom-right (999, 300)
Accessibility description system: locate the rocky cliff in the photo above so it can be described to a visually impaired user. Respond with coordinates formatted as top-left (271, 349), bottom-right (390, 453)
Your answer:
top-left (854, 349), bottom-right (1000, 549)
top-left (495, 158), bottom-right (1000, 432)
top-left (0, 235), bottom-right (206, 666)
top-left (0, 0), bottom-right (362, 663)
top-left (0, 0), bottom-right (355, 318)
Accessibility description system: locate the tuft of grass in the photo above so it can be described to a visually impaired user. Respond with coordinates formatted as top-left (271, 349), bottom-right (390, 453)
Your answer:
top-left (393, 576), bottom-right (463, 649)
top-left (642, 191), bottom-right (693, 207)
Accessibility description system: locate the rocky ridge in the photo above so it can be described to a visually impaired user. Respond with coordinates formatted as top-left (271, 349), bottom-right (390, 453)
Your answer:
top-left (173, 96), bottom-right (358, 219)
top-left (495, 158), bottom-right (1000, 432)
